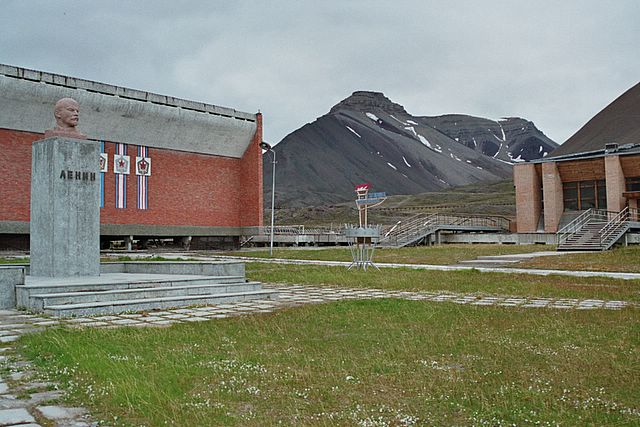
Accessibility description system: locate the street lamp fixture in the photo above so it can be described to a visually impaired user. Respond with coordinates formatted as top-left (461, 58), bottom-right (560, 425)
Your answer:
top-left (260, 141), bottom-right (276, 256)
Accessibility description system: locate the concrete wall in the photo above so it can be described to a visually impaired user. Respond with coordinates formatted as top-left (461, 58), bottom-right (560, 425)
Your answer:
top-left (0, 266), bottom-right (22, 308)
top-left (440, 233), bottom-right (558, 245)
top-left (100, 261), bottom-right (244, 277)
top-left (514, 163), bottom-right (542, 233)
top-left (0, 65), bottom-right (256, 159)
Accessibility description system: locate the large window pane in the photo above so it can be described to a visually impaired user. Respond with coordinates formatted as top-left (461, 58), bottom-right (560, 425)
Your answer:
top-left (563, 182), bottom-right (578, 211)
top-left (579, 181), bottom-right (595, 209)
top-left (596, 180), bottom-right (607, 209)
top-left (627, 177), bottom-right (640, 192)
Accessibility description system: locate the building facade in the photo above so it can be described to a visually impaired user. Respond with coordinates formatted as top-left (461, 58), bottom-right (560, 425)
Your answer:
top-left (0, 64), bottom-right (263, 249)
top-left (514, 82), bottom-right (640, 233)
top-left (514, 146), bottom-right (640, 232)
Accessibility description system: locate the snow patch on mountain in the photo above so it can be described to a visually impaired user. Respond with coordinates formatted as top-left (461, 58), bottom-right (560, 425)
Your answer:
top-left (404, 126), bottom-right (417, 136)
top-left (346, 126), bottom-right (361, 138)
top-left (417, 134), bottom-right (431, 147)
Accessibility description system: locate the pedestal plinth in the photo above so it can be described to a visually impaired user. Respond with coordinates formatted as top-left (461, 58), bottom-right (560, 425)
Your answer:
top-left (30, 137), bottom-right (100, 277)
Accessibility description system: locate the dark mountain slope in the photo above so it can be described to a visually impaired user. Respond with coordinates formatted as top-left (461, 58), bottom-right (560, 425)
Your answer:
top-left (266, 91), bottom-right (556, 207)
top-left (550, 81), bottom-right (640, 157)
top-left (420, 114), bottom-right (557, 162)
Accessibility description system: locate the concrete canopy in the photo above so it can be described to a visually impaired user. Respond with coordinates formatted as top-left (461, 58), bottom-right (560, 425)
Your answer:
top-left (0, 64), bottom-right (257, 158)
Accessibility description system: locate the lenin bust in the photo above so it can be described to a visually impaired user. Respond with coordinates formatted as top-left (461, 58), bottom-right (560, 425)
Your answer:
top-left (44, 97), bottom-right (88, 140)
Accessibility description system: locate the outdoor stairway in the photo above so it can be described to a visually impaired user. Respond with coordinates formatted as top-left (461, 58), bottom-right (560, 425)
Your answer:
top-left (557, 208), bottom-right (632, 251)
top-left (17, 262), bottom-right (278, 317)
top-left (378, 213), bottom-right (509, 248)
top-left (378, 214), bottom-right (438, 248)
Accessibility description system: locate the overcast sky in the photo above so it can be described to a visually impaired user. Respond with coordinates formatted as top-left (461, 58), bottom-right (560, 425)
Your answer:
top-left (2, 1), bottom-right (638, 146)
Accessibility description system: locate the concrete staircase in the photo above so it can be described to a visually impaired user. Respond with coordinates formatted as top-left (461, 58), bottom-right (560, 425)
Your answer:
top-left (557, 208), bottom-right (631, 251)
top-left (16, 261), bottom-right (278, 317)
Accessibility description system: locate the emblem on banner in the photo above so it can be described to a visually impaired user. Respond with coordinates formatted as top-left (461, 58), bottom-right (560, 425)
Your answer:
top-left (114, 154), bottom-right (130, 175)
top-left (136, 157), bottom-right (152, 176)
top-left (99, 153), bottom-right (108, 173)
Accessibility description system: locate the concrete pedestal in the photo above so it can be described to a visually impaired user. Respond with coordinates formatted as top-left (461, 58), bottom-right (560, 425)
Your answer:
top-left (30, 137), bottom-right (100, 277)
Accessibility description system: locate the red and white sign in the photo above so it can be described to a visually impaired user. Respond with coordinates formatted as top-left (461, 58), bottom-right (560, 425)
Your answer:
top-left (135, 157), bottom-right (151, 176)
top-left (99, 153), bottom-right (108, 173)
top-left (114, 154), bottom-right (130, 175)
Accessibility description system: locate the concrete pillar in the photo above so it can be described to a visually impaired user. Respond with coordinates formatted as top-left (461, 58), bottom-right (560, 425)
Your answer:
top-left (542, 162), bottom-right (564, 233)
top-left (514, 163), bottom-right (542, 232)
top-left (125, 236), bottom-right (133, 251)
top-left (181, 236), bottom-right (192, 250)
top-left (30, 137), bottom-right (100, 277)
top-left (605, 155), bottom-right (626, 212)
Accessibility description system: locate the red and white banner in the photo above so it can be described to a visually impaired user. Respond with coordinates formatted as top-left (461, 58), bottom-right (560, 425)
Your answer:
top-left (115, 143), bottom-right (128, 209)
top-left (136, 156), bottom-right (151, 176)
top-left (137, 146), bottom-right (150, 210)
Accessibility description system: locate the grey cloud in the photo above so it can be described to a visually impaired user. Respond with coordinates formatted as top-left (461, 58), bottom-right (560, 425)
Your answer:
top-left (1, 0), bottom-right (638, 145)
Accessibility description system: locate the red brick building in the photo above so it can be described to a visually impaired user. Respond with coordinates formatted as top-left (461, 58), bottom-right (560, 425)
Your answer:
top-left (0, 65), bottom-right (263, 249)
top-left (514, 82), bottom-right (640, 233)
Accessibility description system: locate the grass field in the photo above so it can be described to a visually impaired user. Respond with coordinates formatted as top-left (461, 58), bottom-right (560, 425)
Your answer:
top-left (18, 300), bottom-right (640, 426)
top-left (233, 244), bottom-right (640, 273)
top-left (247, 263), bottom-right (640, 302)
top-left (518, 246), bottom-right (640, 273)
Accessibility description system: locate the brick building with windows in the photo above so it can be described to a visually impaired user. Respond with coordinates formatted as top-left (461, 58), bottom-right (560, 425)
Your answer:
top-left (0, 64), bottom-right (263, 249)
top-left (514, 82), bottom-right (640, 233)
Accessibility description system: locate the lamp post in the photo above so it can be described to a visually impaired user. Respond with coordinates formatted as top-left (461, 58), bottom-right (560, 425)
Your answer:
top-left (260, 141), bottom-right (276, 256)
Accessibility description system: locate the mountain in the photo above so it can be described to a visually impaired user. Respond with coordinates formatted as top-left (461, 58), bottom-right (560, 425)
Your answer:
top-left (265, 91), bottom-right (558, 207)
top-left (420, 115), bottom-right (557, 162)
top-left (549, 81), bottom-right (640, 157)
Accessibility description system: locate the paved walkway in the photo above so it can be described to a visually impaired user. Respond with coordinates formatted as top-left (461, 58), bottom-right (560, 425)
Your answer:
top-left (0, 281), bottom-right (637, 425)
top-left (195, 253), bottom-right (640, 281)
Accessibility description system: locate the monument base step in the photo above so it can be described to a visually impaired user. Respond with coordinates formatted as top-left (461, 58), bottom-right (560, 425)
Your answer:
top-left (25, 281), bottom-right (263, 311)
top-left (18, 270), bottom-right (278, 317)
top-left (42, 289), bottom-right (278, 317)
top-left (17, 274), bottom-right (247, 307)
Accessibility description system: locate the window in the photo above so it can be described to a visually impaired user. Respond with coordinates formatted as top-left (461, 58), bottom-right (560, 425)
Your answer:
top-left (579, 181), bottom-right (595, 209)
top-left (596, 180), bottom-right (607, 209)
top-left (563, 180), bottom-right (607, 211)
top-left (627, 177), bottom-right (640, 192)
top-left (563, 182), bottom-right (578, 211)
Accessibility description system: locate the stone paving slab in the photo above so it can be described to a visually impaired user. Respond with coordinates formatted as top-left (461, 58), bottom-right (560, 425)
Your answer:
top-left (0, 408), bottom-right (36, 425)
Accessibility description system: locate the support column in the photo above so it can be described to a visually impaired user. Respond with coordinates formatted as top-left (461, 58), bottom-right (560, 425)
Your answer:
top-left (514, 163), bottom-right (542, 232)
top-left (542, 162), bottom-right (563, 233)
top-left (605, 155), bottom-right (626, 212)
top-left (125, 236), bottom-right (134, 251)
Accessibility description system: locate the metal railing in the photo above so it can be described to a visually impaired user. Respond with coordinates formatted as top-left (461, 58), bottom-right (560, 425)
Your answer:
top-left (259, 225), bottom-right (343, 236)
top-left (378, 213), bottom-right (510, 247)
top-left (558, 208), bottom-right (634, 249)
top-left (556, 209), bottom-right (613, 246)
top-left (599, 207), bottom-right (630, 247)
